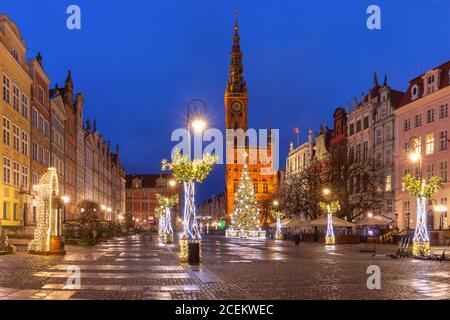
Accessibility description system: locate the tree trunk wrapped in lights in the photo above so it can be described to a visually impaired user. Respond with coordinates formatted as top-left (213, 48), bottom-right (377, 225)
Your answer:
top-left (155, 194), bottom-right (178, 244)
top-left (271, 210), bottom-right (285, 240)
top-left (319, 201), bottom-right (340, 245)
top-left (227, 163), bottom-right (264, 239)
top-left (402, 174), bottom-right (443, 257)
top-left (162, 150), bottom-right (218, 261)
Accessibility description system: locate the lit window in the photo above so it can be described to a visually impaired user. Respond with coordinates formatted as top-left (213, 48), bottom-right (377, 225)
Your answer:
top-left (13, 161), bottom-right (20, 187)
top-left (12, 85), bottom-right (19, 112)
top-left (384, 175), bottom-right (390, 192)
top-left (21, 94), bottom-right (28, 118)
top-left (425, 134), bottom-right (434, 155)
top-left (13, 125), bottom-right (20, 152)
top-left (440, 161), bottom-right (448, 182)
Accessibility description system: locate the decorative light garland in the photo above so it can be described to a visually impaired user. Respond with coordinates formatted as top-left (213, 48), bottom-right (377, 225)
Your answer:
top-left (155, 194), bottom-right (178, 244)
top-left (271, 210), bottom-right (285, 240)
top-left (28, 168), bottom-right (60, 254)
top-left (162, 149), bottom-right (218, 262)
top-left (319, 201), bottom-right (340, 245)
top-left (402, 174), bottom-right (443, 257)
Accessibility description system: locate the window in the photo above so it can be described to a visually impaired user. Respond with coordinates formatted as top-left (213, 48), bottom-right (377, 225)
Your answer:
top-left (363, 116), bottom-right (369, 129)
top-left (376, 128), bottom-right (382, 144)
top-left (3, 202), bottom-right (8, 220)
top-left (253, 180), bottom-right (258, 193)
top-left (385, 148), bottom-right (392, 166)
top-left (440, 131), bottom-right (448, 151)
top-left (44, 120), bottom-right (49, 138)
top-left (426, 109), bottom-right (435, 123)
top-left (356, 144), bottom-right (361, 162)
top-left (11, 49), bottom-right (19, 61)
top-left (44, 150), bottom-right (50, 166)
top-left (403, 201), bottom-right (410, 227)
top-left (3, 157), bottom-right (11, 184)
top-left (13, 125), bottom-right (20, 152)
top-left (349, 123), bottom-right (355, 136)
top-left (233, 180), bottom-right (238, 193)
top-left (12, 84), bottom-right (19, 112)
top-left (21, 94), bottom-right (28, 118)
top-left (363, 141), bottom-right (368, 160)
top-left (38, 86), bottom-right (44, 103)
top-left (349, 147), bottom-right (355, 162)
top-left (21, 131), bottom-right (28, 156)
top-left (440, 104), bottom-right (449, 119)
top-left (32, 107), bottom-right (38, 127)
top-left (3, 117), bottom-right (10, 145)
top-left (376, 152), bottom-right (382, 169)
top-left (411, 85), bottom-right (419, 100)
top-left (425, 134), bottom-right (434, 155)
top-left (32, 141), bottom-right (38, 161)
top-left (13, 162), bottom-right (20, 187)
top-left (426, 164), bottom-right (434, 181)
top-left (403, 118), bottom-right (410, 132)
top-left (262, 180), bottom-right (268, 193)
top-left (38, 145), bottom-right (43, 163)
top-left (22, 166), bottom-right (28, 189)
top-left (414, 114), bottom-right (422, 128)
top-left (356, 120), bottom-right (362, 132)
top-left (38, 114), bottom-right (44, 132)
top-left (440, 161), bottom-right (448, 182)
top-left (2, 74), bottom-right (10, 103)
top-left (385, 124), bottom-right (392, 141)
top-left (385, 175), bottom-right (392, 192)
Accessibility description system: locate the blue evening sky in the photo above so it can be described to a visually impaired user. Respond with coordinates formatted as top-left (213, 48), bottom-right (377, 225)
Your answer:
top-left (2, 0), bottom-right (449, 200)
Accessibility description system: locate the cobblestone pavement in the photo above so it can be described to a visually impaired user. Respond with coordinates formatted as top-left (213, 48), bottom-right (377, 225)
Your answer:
top-left (0, 234), bottom-right (449, 300)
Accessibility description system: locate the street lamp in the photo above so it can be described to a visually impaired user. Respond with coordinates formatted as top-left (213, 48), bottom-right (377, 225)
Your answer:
top-left (61, 195), bottom-right (70, 223)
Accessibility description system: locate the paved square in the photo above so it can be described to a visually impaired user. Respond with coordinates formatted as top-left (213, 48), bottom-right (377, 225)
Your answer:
top-left (0, 234), bottom-right (449, 300)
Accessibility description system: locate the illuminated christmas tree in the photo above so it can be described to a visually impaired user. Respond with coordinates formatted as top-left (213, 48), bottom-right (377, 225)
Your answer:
top-left (231, 163), bottom-right (260, 231)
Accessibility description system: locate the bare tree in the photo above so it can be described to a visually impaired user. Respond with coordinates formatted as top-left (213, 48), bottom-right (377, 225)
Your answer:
top-left (330, 153), bottom-right (385, 221)
top-left (279, 161), bottom-right (329, 220)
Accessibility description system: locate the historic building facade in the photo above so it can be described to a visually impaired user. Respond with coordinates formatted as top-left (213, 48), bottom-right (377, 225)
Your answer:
top-left (346, 73), bottom-right (403, 221)
top-left (395, 61), bottom-right (450, 231)
top-left (0, 15), bottom-right (32, 228)
top-left (0, 14), bottom-right (126, 230)
top-left (224, 13), bottom-right (278, 217)
top-left (125, 174), bottom-right (181, 229)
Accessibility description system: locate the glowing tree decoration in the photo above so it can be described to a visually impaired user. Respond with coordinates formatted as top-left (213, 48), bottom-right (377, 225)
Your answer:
top-left (28, 168), bottom-right (65, 255)
top-left (155, 194), bottom-right (178, 244)
top-left (227, 161), bottom-right (264, 239)
top-left (402, 174), bottom-right (443, 257)
top-left (271, 210), bottom-right (285, 240)
top-left (162, 150), bottom-right (218, 261)
top-left (319, 201), bottom-right (340, 245)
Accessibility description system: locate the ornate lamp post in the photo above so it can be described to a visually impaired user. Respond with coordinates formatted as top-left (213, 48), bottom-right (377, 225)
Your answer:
top-left (403, 136), bottom-right (443, 257)
top-left (162, 100), bottom-right (218, 263)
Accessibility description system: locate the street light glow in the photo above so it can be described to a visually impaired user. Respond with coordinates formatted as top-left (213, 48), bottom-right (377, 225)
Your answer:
top-left (191, 117), bottom-right (207, 132)
top-left (61, 195), bottom-right (70, 204)
top-left (101, 204), bottom-right (107, 211)
top-left (323, 188), bottom-right (331, 196)
top-left (273, 200), bottom-right (279, 207)
top-left (408, 151), bottom-right (420, 163)
top-left (169, 179), bottom-right (177, 187)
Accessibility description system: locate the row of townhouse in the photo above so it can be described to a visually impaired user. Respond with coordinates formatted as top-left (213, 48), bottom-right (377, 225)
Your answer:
top-left (0, 14), bottom-right (126, 231)
top-left (285, 60), bottom-right (450, 233)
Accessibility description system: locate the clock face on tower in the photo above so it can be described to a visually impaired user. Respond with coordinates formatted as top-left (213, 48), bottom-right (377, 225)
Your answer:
top-left (230, 100), bottom-right (243, 115)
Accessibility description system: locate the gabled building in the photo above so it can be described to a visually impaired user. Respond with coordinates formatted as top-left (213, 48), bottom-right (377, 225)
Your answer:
top-left (0, 14), bottom-right (32, 228)
top-left (395, 61), bottom-right (450, 233)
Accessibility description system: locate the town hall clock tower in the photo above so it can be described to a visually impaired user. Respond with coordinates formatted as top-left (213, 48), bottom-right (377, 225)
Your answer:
top-left (224, 11), bottom-right (278, 219)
